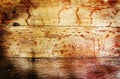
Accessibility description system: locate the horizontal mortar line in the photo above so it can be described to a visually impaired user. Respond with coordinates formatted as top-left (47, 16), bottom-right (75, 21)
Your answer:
top-left (3, 27), bottom-right (120, 29)
top-left (6, 26), bottom-right (120, 27)
top-left (1, 24), bottom-right (120, 27)
top-left (1, 57), bottom-right (120, 59)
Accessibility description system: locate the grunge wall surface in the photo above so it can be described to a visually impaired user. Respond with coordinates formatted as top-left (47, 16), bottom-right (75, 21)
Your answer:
top-left (0, 0), bottom-right (120, 79)
top-left (0, 0), bottom-right (120, 57)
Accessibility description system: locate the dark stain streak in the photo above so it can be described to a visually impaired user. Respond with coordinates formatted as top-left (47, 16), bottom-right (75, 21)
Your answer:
top-left (0, 27), bottom-right (11, 57)
top-left (0, 0), bottom-right (37, 25)
top-left (0, 7), bottom-right (18, 25)
top-left (1, 13), bottom-right (9, 24)
top-left (108, 0), bottom-right (119, 6)
top-left (6, 64), bottom-right (14, 71)
top-left (26, 70), bottom-right (39, 79)
top-left (12, 7), bottom-right (19, 19)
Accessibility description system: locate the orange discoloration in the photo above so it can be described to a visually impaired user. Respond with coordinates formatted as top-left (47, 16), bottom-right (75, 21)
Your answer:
top-left (75, 7), bottom-right (81, 25)
top-left (20, 0), bottom-right (36, 25)
top-left (57, 7), bottom-right (71, 25)
top-left (80, 34), bottom-right (85, 37)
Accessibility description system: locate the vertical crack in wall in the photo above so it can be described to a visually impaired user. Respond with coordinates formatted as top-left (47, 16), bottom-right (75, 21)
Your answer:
top-left (20, 0), bottom-right (36, 25)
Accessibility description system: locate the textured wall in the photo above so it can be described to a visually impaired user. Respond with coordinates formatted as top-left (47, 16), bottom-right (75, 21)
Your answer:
top-left (0, 0), bottom-right (120, 79)
top-left (0, 0), bottom-right (120, 57)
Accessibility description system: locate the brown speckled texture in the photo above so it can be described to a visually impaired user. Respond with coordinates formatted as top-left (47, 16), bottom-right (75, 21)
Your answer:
top-left (0, 0), bottom-right (120, 79)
